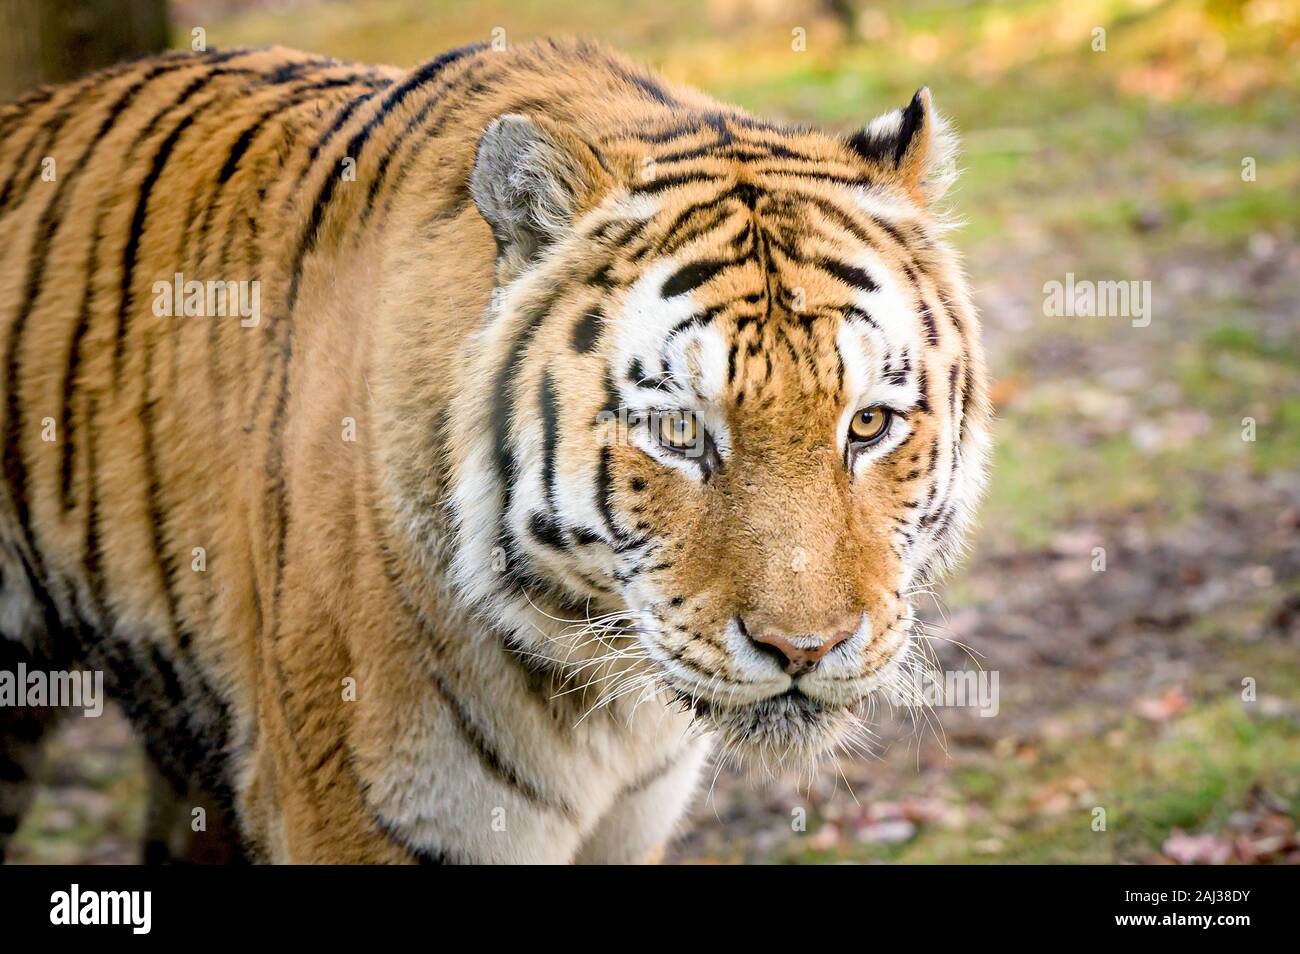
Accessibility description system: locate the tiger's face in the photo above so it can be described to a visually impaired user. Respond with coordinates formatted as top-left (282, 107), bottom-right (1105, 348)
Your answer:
top-left (451, 90), bottom-right (990, 766)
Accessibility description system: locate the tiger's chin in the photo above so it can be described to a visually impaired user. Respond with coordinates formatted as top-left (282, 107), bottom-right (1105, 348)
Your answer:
top-left (692, 692), bottom-right (860, 771)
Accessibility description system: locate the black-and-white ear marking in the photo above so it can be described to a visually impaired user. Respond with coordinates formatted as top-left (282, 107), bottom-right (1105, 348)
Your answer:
top-left (470, 114), bottom-right (592, 273)
top-left (846, 88), bottom-right (957, 204)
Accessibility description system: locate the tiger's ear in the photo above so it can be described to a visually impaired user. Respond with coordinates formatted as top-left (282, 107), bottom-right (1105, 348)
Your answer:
top-left (470, 113), bottom-right (605, 278)
top-left (845, 88), bottom-right (957, 205)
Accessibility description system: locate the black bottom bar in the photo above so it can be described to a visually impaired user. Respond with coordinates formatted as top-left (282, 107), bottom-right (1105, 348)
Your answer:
top-left (0, 863), bottom-right (1285, 940)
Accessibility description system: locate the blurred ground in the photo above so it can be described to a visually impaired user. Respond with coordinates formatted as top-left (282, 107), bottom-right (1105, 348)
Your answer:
top-left (9, 0), bottom-right (1299, 863)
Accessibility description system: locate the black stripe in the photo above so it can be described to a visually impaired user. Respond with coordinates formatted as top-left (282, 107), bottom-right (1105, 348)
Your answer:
top-left (661, 259), bottom-right (728, 299)
top-left (138, 362), bottom-right (185, 647)
top-left (540, 370), bottom-right (560, 507)
top-left (108, 72), bottom-right (248, 650)
top-left (362, 789), bottom-right (461, 863)
top-left (920, 299), bottom-right (939, 345)
top-left (595, 446), bottom-right (628, 543)
top-left (959, 363), bottom-right (975, 442)
top-left (656, 182), bottom-right (759, 238)
top-left (843, 305), bottom-right (879, 330)
top-left (113, 109), bottom-right (200, 384)
top-left (112, 68), bottom-right (248, 384)
top-left (795, 193), bottom-right (878, 247)
top-left (820, 258), bottom-right (878, 294)
top-left (654, 144), bottom-right (770, 164)
top-left (528, 512), bottom-right (568, 550)
top-left (916, 365), bottom-right (932, 414)
top-left (895, 90), bottom-right (926, 164)
top-left (668, 309), bottom-right (717, 341)
top-left (604, 216), bottom-right (654, 251)
top-left (884, 348), bottom-right (911, 387)
top-left (598, 369), bottom-right (621, 419)
top-left (613, 111), bottom-right (795, 148)
top-left (948, 363), bottom-right (963, 440)
top-left (750, 140), bottom-right (822, 162)
top-left (609, 120), bottom-right (712, 145)
top-left (572, 525), bottom-right (604, 546)
top-left (0, 85), bottom-right (58, 141)
top-left (431, 670), bottom-right (576, 818)
top-left (629, 171), bottom-right (723, 195)
top-left (571, 307), bottom-right (603, 353)
top-left (659, 206), bottom-right (734, 259)
top-left (491, 294), bottom-right (558, 524)
top-left (81, 393), bottom-right (107, 618)
top-left (586, 262), bottom-right (619, 289)
top-left (611, 64), bottom-right (682, 107)
top-left (755, 167), bottom-right (872, 188)
top-left (627, 357), bottom-right (647, 387)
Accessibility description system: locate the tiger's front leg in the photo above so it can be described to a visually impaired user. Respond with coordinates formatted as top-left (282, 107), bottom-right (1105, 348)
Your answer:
top-left (251, 737), bottom-right (588, 864)
top-left (573, 737), bottom-right (711, 865)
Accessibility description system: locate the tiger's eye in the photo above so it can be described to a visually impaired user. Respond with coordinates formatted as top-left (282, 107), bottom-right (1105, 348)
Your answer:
top-left (658, 410), bottom-right (699, 450)
top-left (848, 406), bottom-right (891, 445)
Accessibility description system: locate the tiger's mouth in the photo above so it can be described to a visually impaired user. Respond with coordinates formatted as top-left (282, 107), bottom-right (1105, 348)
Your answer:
top-left (647, 632), bottom-right (917, 767)
top-left (628, 609), bottom-right (907, 766)
top-left (682, 690), bottom-right (856, 766)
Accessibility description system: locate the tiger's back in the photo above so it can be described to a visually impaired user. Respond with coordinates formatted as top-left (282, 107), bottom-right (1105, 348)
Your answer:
top-left (0, 46), bottom-right (411, 857)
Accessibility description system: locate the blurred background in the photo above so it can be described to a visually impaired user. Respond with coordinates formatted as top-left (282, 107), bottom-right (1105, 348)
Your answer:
top-left (4, 0), bottom-right (1297, 864)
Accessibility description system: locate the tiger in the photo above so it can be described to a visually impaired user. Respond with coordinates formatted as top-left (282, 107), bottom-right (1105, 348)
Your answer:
top-left (0, 38), bottom-right (990, 864)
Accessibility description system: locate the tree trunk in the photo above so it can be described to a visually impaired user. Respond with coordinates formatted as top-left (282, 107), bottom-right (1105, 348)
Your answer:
top-left (0, 0), bottom-right (170, 102)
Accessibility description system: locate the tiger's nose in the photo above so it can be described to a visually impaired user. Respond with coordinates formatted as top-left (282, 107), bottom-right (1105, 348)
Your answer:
top-left (744, 616), bottom-right (859, 676)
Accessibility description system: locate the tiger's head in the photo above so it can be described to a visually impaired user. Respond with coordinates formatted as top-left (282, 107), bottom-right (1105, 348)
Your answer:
top-left (444, 85), bottom-right (990, 768)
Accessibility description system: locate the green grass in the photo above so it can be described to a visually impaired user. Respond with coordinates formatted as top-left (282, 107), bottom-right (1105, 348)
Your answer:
top-left (783, 692), bottom-right (1300, 863)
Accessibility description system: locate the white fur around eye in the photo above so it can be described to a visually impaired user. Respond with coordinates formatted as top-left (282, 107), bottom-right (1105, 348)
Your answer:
top-left (834, 314), bottom-right (920, 460)
top-left (609, 260), bottom-right (733, 469)
top-left (845, 412), bottom-right (912, 477)
top-left (628, 422), bottom-right (707, 482)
